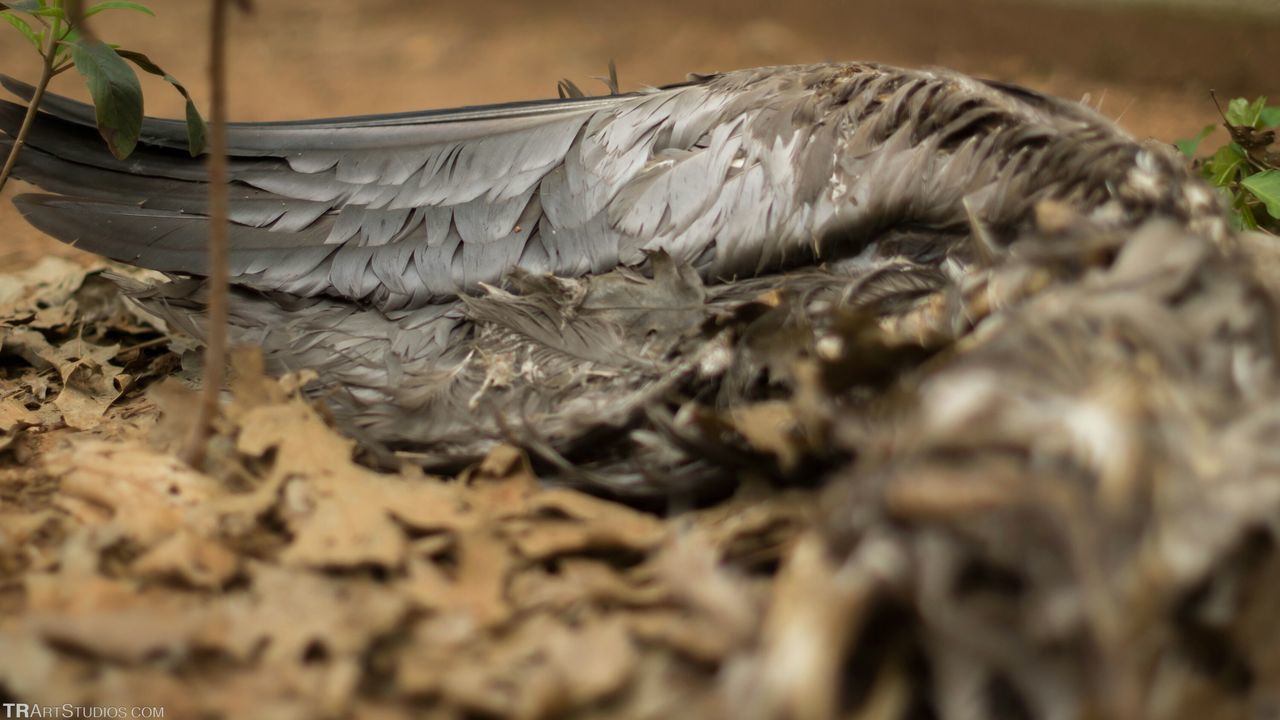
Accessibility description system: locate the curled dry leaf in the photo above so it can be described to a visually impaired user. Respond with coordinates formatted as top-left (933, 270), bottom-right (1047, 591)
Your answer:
top-left (0, 396), bottom-right (40, 432)
top-left (130, 529), bottom-right (239, 589)
top-left (398, 613), bottom-right (637, 717)
top-left (506, 489), bottom-right (669, 560)
top-left (400, 529), bottom-right (512, 627)
top-left (48, 440), bottom-right (227, 544)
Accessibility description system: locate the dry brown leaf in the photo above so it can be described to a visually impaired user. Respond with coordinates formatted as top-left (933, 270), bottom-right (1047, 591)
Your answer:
top-left (131, 529), bottom-right (239, 588)
top-left (227, 345), bottom-right (292, 415)
top-left (506, 489), bottom-right (668, 559)
top-left (625, 610), bottom-right (741, 664)
top-left (20, 368), bottom-right (53, 401)
top-left (462, 444), bottom-right (541, 519)
top-left (53, 346), bottom-right (129, 429)
top-left (0, 510), bottom-right (60, 579)
top-left (546, 616), bottom-right (636, 705)
top-left (2, 326), bottom-right (59, 371)
top-left (277, 460), bottom-right (477, 569)
top-left (509, 558), bottom-right (668, 613)
top-left (279, 474), bottom-right (410, 569)
top-left (729, 401), bottom-right (806, 472)
top-left (385, 479), bottom-right (478, 532)
top-left (477, 443), bottom-right (526, 477)
top-left (400, 528), bottom-right (513, 627)
top-left (224, 369), bottom-right (496, 571)
top-left (395, 613), bottom-right (484, 698)
top-left (428, 614), bottom-right (637, 718)
top-left (0, 626), bottom-right (94, 707)
top-left (690, 487), bottom-right (817, 570)
top-left (648, 528), bottom-right (758, 645)
top-left (349, 702), bottom-right (432, 720)
top-left (48, 441), bottom-right (227, 545)
top-left (0, 396), bottom-right (39, 432)
top-left (22, 572), bottom-right (209, 663)
top-left (194, 661), bottom-right (364, 720)
top-left (3, 327), bottom-right (130, 429)
top-left (0, 257), bottom-right (94, 323)
top-left (236, 400), bottom-right (355, 474)
top-left (29, 300), bottom-right (80, 331)
top-left (207, 564), bottom-right (408, 664)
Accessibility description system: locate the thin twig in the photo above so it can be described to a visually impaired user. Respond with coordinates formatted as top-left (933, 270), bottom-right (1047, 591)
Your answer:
top-left (0, 14), bottom-right (63, 194)
top-left (180, 0), bottom-right (232, 467)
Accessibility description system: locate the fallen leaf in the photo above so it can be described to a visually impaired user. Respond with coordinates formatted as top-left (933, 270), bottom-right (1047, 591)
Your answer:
top-left (399, 529), bottom-right (512, 627)
top-left (0, 397), bottom-right (39, 432)
top-left (131, 529), bottom-right (239, 589)
top-left (49, 441), bottom-right (227, 545)
top-left (208, 564), bottom-right (408, 664)
top-left (728, 401), bottom-right (806, 472)
top-left (505, 489), bottom-right (668, 559)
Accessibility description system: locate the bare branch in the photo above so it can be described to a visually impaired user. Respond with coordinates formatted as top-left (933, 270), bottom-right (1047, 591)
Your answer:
top-left (180, 0), bottom-right (234, 467)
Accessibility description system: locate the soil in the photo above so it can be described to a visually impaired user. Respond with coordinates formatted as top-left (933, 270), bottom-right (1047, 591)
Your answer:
top-left (0, 0), bottom-right (1274, 268)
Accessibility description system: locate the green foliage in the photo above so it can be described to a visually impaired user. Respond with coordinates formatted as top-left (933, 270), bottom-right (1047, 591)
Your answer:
top-left (1242, 171), bottom-right (1280, 220)
top-left (116, 50), bottom-right (207, 156)
top-left (0, 0), bottom-right (205, 159)
top-left (1177, 95), bottom-right (1280, 234)
top-left (1174, 124), bottom-right (1215, 159)
top-left (67, 36), bottom-right (142, 158)
top-left (0, 10), bottom-right (41, 50)
top-left (84, 1), bottom-right (155, 18)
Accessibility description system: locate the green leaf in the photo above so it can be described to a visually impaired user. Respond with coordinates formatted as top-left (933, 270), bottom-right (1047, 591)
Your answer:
top-left (85, 1), bottom-right (154, 17)
top-left (0, 1), bottom-right (42, 12)
top-left (1226, 97), bottom-right (1267, 128)
top-left (1262, 107), bottom-right (1280, 129)
top-left (1213, 186), bottom-right (1250, 231)
top-left (0, 9), bottom-right (41, 50)
top-left (1235, 202), bottom-right (1259, 231)
top-left (1204, 143), bottom-right (1248, 187)
top-left (1175, 124), bottom-right (1215, 159)
top-left (116, 49), bottom-right (206, 155)
top-left (1242, 170), bottom-right (1280, 220)
top-left (69, 38), bottom-right (143, 159)
top-left (55, 25), bottom-right (83, 61)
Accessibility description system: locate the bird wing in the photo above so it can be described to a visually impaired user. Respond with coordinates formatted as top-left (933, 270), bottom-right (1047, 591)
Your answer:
top-left (1, 65), bottom-right (850, 311)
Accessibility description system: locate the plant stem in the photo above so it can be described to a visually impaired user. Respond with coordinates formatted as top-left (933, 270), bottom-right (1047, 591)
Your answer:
top-left (180, 0), bottom-right (231, 468)
top-left (0, 16), bottom-right (62, 194)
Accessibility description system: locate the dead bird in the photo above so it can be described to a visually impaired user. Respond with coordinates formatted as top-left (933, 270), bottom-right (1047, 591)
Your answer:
top-left (0, 62), bottom-right (1229, 494)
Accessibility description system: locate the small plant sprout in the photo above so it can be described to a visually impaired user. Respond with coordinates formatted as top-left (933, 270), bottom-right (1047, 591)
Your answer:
top-left (0, 0), bottom-right (206, 192)
top-left (1177, 94), bottom-right (1280, 234)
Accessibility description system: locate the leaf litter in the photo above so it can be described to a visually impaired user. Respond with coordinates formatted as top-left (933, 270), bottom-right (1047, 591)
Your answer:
top-left (1, 215), bottom-right (1280, 719)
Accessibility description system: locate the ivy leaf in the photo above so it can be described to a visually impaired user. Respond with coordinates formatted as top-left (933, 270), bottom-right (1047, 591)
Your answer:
top-left (1175, 125), bottom-right (1215, 159)
top-left (116, 49), bottom-right (206, 156)
top-left (1204, 144), bottom-right (1248, 187)
top-left (1234, 200), bottom-right (1259, 231)
top-left (85, 1), bottom-right (154, 17)
top-left (0, 9), bottom-right (41, 50)
top-left (1242, 170), bottom-right (1280, 220)
top-left (1226, 97), bottom-right (1267, 128)
top-left (69, 37), bottom-right (143, 159)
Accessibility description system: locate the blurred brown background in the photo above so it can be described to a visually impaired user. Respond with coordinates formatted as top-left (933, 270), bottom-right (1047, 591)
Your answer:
top-left (1, 0), bottom-right (1274, 268)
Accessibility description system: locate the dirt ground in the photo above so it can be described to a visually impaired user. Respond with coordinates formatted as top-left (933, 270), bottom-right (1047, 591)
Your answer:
top-left (0, 0), bottom-right (1275, 268)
